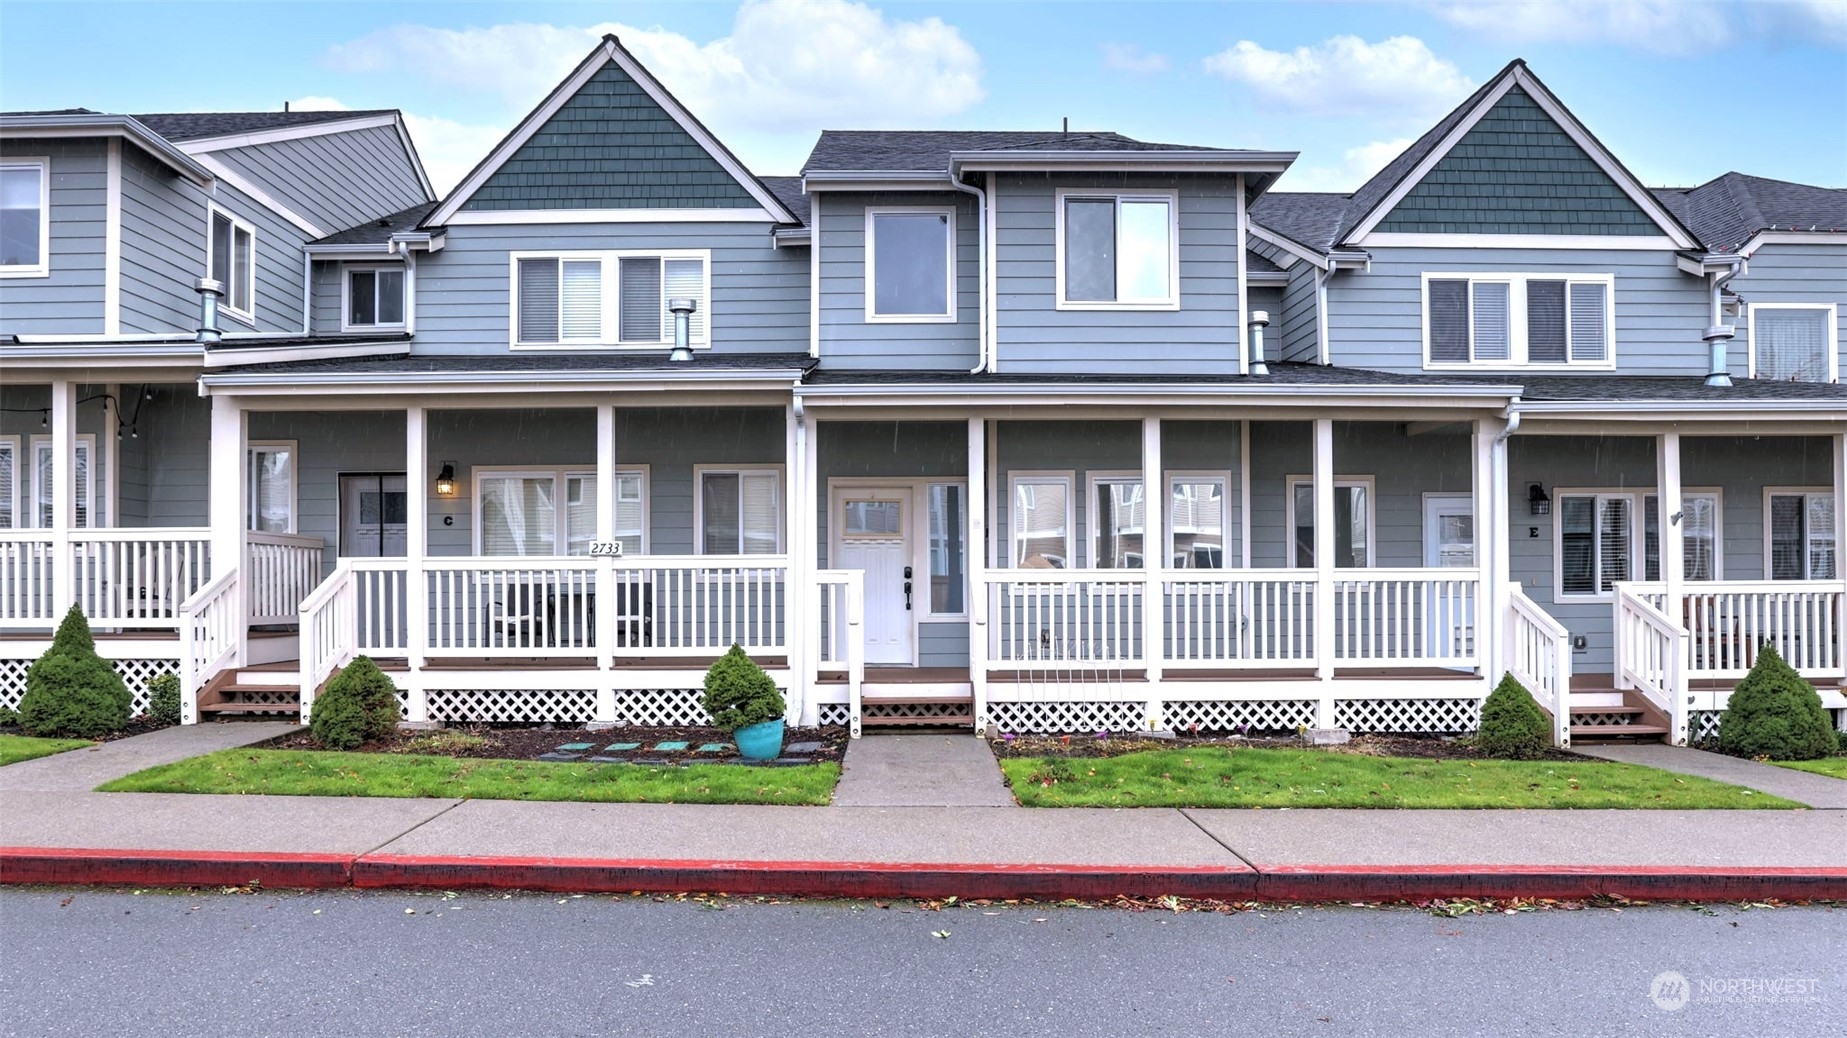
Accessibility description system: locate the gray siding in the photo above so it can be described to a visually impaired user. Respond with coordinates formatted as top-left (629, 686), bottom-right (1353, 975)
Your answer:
top-left (1731, 242), bottom-right (1847, 381)
top-left (1324, 246), bottom-right (1709, 375)
top-left (308, 258), bottom-right (408, 334)
top-left (815, 191), bottom-right (980, 371)
top-left (249, 410), bottom-right (406, 571)
top-left (993, 173), bottom-right (1244, 375)
top-left (211, 181), bottom-right (309, 333)
top-left (410, 222), bottom-right (806, 355)
top-left (118, 144), bottom-right (210, 333)
top-left (1247, 236), bottom-right (1319, 363)
top-left (0, 140), bottom-right (107, 335)
top-left (210, 125), bottom-right (427, 234)
top-left (143, 388), bottom-right (209, 526)
top-left (1248, 286), bottom-right (1283, 361)
top-left (0, 384), bottom-right (113, 525)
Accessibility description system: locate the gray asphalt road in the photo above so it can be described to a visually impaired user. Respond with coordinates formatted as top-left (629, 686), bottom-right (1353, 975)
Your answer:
top-left (2, 889), bottom-right (1841, 1037)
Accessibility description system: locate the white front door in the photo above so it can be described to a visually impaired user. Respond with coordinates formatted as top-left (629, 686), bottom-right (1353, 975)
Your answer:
top-left (340, 474), bottom-right (408, 558)
top-left (834, 487), bottom-right (914, 665)
top-left (1423, 495), bottom-right (1476, 660)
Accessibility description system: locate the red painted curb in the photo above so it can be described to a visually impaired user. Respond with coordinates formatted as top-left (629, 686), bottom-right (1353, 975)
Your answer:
top-left (1254, 865), bottom-right (1847, 903)
top-left (0, 847), bottom-right (353, 889)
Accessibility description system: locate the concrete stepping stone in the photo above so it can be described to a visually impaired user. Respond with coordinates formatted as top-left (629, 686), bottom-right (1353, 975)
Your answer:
top-left (652, 741), bottom-right (690, 752)
top-left (556, 743), bottom-right (595, 751)
top-left (586, 756), bottom-right (628, 764)
top-left (695, 743), bottom-right (732, 753)
top-left (633, 757), bottom-right (671, 766)
top-left (785, 741), bottom-right (825, 754)
top-left (603, 742), bottom-right (641, 752)
top-left (537, 752), bottom-right (583, 762)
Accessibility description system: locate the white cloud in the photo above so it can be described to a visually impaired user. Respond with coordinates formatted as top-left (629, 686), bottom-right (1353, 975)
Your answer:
top-left (1101, 43), bottom-right (1169, 75)
top-left (324, 0), bottom-right (983, 134)
top-left (1426, 1), bottom-right (1846, 54)
top-left (1203, 36), bottom-right (1473, 118)
top-left (286, 96), bottom-right (351, 112)
top-left (1280, 137), bottom-right (1416, 192)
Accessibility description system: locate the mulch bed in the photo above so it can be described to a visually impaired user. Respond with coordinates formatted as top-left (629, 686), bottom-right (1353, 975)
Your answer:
top-left (0, 717), bottom-right (175, 743)
top-left (258, 723), bottom-right (850, 766)
top-left (989, 732), bottom-right (1601, 764)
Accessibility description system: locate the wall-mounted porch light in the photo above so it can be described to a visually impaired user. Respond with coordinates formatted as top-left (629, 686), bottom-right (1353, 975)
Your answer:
top-left (435, 462), bottom-right (457, 497)
top-left (1527, 482), bottom-right (1551, 516)
top-left (668, 297), bottom-right (697, 363)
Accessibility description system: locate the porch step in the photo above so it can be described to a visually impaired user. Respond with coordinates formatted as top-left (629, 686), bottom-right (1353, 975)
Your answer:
top-left (197, 670), bottom-right (301, 719)
top-left (859, 694), bottom-right (975, 729)
top-left (1566, 686), bottom-right (1670, 743)
top-left (1569, 723), bottom-right (1670, 739)
top-left (1566, 691), bottom-right (1628, 709)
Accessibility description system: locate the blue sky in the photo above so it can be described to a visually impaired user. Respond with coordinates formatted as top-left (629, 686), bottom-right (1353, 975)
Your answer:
top-left (3, 1), bottom-right (1843, 195)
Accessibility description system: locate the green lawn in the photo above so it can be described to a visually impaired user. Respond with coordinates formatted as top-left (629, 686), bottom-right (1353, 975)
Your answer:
top-left (0, 734), bottom-right (94, 767)
top-left (98, 748), bottom-right (839, 805)
top-left (1001, 747), bottom-right (1799, 809)
top-left (1771, 757), bottom-right (1847, 780)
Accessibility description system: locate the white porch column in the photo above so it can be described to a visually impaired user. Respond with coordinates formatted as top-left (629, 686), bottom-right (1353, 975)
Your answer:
top-left (1473, 418), bottom-right (1507, 685)
top-left (1834, 433), bottom-right (1845, 688)
top-left (207, 392), bottom-right (243, 583)
top-left (403, 405), bottom-right (428, 722)
top-left (783, 402), bottom-right (807, 727)
top-left (1141, 417), bottom-right (1164, 729)
top-left (802, 409), bottom-right (821, 727)
top-left (1312, 418), bottom-right (1336, 726)
top-left (48, 381), bottom-right (76, 615)
top-left (103, 383), bottom-right (119, 528)
top-left (593, 403), bottom-right (616, 722)
top-left (1656, 431), bottom-right (1688, 744)
top-left (967, 417), bottom-right (989, 732)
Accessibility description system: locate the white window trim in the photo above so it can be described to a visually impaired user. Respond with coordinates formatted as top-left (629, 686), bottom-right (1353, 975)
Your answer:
top-left (921, 480), bottom-right (970, 620)
top-left (864, 206), bottom-right (957, 323)
top-left (1006, 470), bottom-right (1076, 569)
top-left (1054, 188), bottom-right (1180, 311)
top-left (246, 440), bottom-right (298, 534)
top-left (1421, 271), bottom-right (1617, 371)
top-left (1747, 302), bottom-right (1839, 383)
top-left (0, 157), bottom-right (50, 278)
top-left (1167, 470), bottom-right (1232, 570)
top-left (508, 249), bottom-right (713, 350)
top-left (1284, 475), bottom-right (1377, 570)
top-left (206, 204), bottom-right (257, 324)
top-left (340, 265), bottom-right (409, 332)
top-left (28, 433), bottom-right (95, 529)
top-left (472, 465), bottom-right (650, 556)
top-left (1763, 486), bottom-right (1835, 581)
top-left (692, 464), bottom-right (785, 555)
top-left (0, 434), bottom-right (18, 528)
top-left (1552, 487), bottom-right (1723, 598)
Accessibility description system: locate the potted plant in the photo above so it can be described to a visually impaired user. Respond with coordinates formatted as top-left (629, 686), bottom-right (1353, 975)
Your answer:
top-left (702, 644), bottom-right (786, 761)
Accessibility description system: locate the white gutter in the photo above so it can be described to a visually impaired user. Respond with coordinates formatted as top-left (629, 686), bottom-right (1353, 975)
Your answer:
top-left (948, 175), bottom-right (991, 374)
top-left (796, 381), bottom-right (1521, 401)
top-left (1511, 398), bottom-right (1847, 415)
top-left (201, 368), bottom-right (813, 391)
top-left (0, 114), bottom-right (215, 186)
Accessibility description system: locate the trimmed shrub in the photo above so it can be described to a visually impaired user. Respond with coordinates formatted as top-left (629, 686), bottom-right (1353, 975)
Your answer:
top-left (18, 606), bottom-right (130, 739)
top-left (1718, 643), bottom-right (1836, 761)
top-left (701, 645), bottom-right (784, 731)
top-left (0, 704), bottom-right (19, 728)
top-left (1475, 672), bottom-right (1551, 760)
top-left (145, 671), bottom-right (182, 727)
top-left (310, 656), bottom-right (402, 751)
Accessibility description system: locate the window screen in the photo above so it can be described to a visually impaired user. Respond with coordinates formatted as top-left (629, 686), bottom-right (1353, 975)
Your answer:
top-left (1756, 309), bottom-right (1829, 381)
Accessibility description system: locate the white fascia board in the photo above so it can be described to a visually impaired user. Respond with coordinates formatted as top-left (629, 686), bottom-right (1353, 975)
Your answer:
top-left (193, 153), bottom-right (328, 238)
top-left (1360, 233), bottom-right (1679, 250)
top-left (426, 39), bottom-right (795, 227)
top-left (173, 113), bottom-right (402, 153)
top-left (199, 369), bottom-right (810, 395)
top-left (1247, 224), bottom-right (1326, 268)
top-left (1246, 271), bottom-right (1290, 287)
top-left (801, 173), bottom-right (955, 191)
top-left (794, 382), bottom-right (1520, 408)
top-left (202, 339), bottom-right (413, 369)
top-left (951, 150), bottom-right (1297, 175)
top-left (442, 207), bottom-right (776, 226)
top-left (1677, 252), bottom-right (1747, 276)
top-left (772, 228), bottom-right (811, 247)
top-left (1739, 231), bottom-right (1847, 258)
top-left (0, 343), bottom-right (204, 368)
top-left (0, 116), bottom-right (215, 186)
top-left (303, 243), bottom-right (394, 260)
top-left (1512, 399), bottom-right (1847, 418)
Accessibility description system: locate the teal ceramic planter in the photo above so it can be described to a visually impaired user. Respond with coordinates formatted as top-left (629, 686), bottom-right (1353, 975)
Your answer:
top-left (734, 719), bottom-right (785, 761)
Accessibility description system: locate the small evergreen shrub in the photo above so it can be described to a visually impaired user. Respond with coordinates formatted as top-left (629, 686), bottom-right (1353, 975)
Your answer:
top-left (701, 645), bottom-right (784, 731)
top-left (1718, 643), bottom-right (1836, 761)
top-left (18, 606), bottom-right (131, 738)
top-left (145, 671), bottom-right (182, 727)
top-left (1475, 672), bottom-right (1552, 760)
top-left (309, 656), bottom-right (402, 751)
top-left (0, 704), bottom-right (19, 728)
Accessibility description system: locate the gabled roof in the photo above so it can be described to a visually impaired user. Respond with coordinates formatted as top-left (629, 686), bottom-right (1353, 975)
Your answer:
top-left (130, 110), bottom-right (396, 142)
top-left (425, 36), bottom-right (797, 227)
top-left (759, 176), bottom-right (810, 227)
top-left (801, 130), bottom-right (1222, 173)
top-left (313, 201), bottom-right (442, 246)
top-left (1249, 192), bottom-right (1352, 255)
top-left (1334, 60), bottom-right (1699, 249)
top-left (1652, 173), bottom-right (1847, 253)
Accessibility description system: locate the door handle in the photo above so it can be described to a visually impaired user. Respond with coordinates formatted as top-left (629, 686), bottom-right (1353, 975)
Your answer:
top-left (904, 581), bottom-right (913, 610)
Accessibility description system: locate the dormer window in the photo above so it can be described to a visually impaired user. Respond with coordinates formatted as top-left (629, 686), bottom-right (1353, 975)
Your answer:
top-left (208, 207), bottom-right (256, 320)
top-left (866, 208), bottom-right (954, 322)
top-left (511, 250), bottom-right (708, 348)
top-left (0, 159), bottom-right (48, 277)
top-left (1424, 273), bottom-right (1613, 370)
top-left (345, 267), bottom-right (407, 330)
top-left (1056, 190), bottom-right (1177, 310)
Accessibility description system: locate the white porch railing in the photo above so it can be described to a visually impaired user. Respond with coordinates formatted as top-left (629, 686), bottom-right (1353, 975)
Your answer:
top-left (0, 532), bottom-right (55, 623)
top-left (1331, 568), bottom-right (1481, 667)
top-left (300, 560), bottom-right (361, 714)
top-left (177, 569), bottom-right (242, 724)
top-left (0, 528), bottom-right (213, 629)
top-left (1162, 569), bottom-right (1314, 668)
top-left (1506, 581), bottom-right (1571, 746)
top-left (813, 570), bottom-right (866, 737)
top-left (988, 571), bottom-right (1144, 665)
top-left (1631, 580), bottom-right (1843, 680)
top-left (245, 532), bottom-right (325, 625)
top-left (1613, 583), bottom-right (1685, 743)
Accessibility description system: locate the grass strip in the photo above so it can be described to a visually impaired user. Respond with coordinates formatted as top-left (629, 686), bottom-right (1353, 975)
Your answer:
top-left (0, 734), bottom-right (95, 767)
top-left (1001, 747), bottom-right (1800, 809)
top-left (1770, 757), bottom-right (1847, 780)
top-left (98, 748), bottom-right (838, 805)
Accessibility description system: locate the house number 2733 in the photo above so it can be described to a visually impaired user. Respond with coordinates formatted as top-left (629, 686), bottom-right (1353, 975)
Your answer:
top-left (588, 542), bottom-right (625, 557)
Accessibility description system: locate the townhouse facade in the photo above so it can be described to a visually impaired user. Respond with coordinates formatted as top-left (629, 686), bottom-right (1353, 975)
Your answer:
top-left (3, 42), bottom-right (1842, 745)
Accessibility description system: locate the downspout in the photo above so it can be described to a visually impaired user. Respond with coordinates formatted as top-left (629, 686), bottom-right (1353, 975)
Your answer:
top-left (1703, 263), bottom-right (1743, 387)
top-left (949, 174), bottom-right (990, 374)
top-left (300, 252), bottom-right (313, 335)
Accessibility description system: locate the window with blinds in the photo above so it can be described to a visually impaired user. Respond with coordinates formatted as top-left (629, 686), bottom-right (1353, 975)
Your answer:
top-left (31, 438), bottom-right (92, 528)
top-left (1426, 274), bottom-right (1613, 368)
top-left (478, 468), bottom-right (648, 556)
top-left (699, 470), bottom-right (781, 555)
top-left (1641, 493), bottom-right (1720, 582)
top-left (513, 252), bottom-right (708, 347)
top-left (1752, 306), bottom-right (1833, 382)
top-left (208, 208), bottom-right (255, 316)
top-left (247, 443), bottom-right (295, 533)
top-left (0, 439), bottom-right (15, 528)
top-left (1769, 491), bottom-right (1837, 580)
top-left (1288, 481), bottom-right (1372, 569)
top-left (1561, 490), bottom-right (1721, 595)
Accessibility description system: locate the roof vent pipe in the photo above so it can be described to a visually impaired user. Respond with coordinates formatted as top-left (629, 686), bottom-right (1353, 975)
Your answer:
top-left (194, 278), bottom-right (224, 344)
top-left (668, 297), bottom-right (697, 362)
top-left (1703, 270), bottom-right (1737, 388)
top-left (1247, 310), bottom-right (1270, 376)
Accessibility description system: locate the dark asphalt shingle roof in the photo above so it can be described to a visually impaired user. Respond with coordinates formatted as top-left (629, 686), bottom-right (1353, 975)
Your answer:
top-left (1516, 374), bottom-right (1847, 402)
top-left (802, 130), bottom-right (1223, 173)
top-left (130, 110), bottom-right (396, 141)
top-left (1652, 173), bottom-right (1847, 252)
top-left (1250, 192), bottom-right (1352, 254)
top-left (760, 176), bottom-right (810, 226)
top-left (215, 351), bottom-right (817, 377)
top-left (1244, 250), bottom-right (1284, 275)
top-left (314, 202), bottom-right (441, 245)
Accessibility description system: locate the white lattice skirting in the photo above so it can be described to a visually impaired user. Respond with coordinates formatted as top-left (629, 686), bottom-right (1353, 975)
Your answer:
top-left (1, 657), bottom-right (174, 717)
top-left (986, 700), bottom-right (1147, 734)
top-left (862, 702), bottom-right (972, 722)
top-left (1335, 698), bottom-right (1482, 734)
top-left (1573, 711), bottom-right (1638, 728)
top-left (1163, 699), bottom-right (1318, 734)
top-left (1689, 710), bottom-right (1724, 743)
top-left (426, 688), bottom-right (598, 724)
top-left (615, 688), bottom-right (711, 727)
top-left (817, 703), bottom-right (852, 727)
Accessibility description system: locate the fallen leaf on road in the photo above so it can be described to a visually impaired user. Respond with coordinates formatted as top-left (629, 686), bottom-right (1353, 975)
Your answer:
top-left (931, 930), bottom-right (951, 939)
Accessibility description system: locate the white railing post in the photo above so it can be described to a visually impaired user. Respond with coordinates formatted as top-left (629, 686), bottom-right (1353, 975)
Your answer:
top-left (1141, 417), bottom-right (1164, 731)
top-left (49, 381), bottom-right (75, 619)
top-left (207, 394), bottom-right (245, 667)
top-left (967, 417), bottom-right (989, 732)
top-left (846, 572), bottom-right (865, 739)
top-left (404, 405), bottom-right (428, 723)
top-left (594, 404), bottom-right (617, 725)
top-left (1311, 418), bottom-right (1336, 727)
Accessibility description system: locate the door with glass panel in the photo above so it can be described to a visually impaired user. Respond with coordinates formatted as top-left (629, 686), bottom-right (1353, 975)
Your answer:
top-left (834, 488), bottom-right (914, 665)
top-left (1423, 495), bottom-right (1475, 661)
top-left (339, 474), bottom-right (408, 650)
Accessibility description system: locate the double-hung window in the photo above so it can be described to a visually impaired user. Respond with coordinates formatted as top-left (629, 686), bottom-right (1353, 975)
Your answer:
top-left (0, 158), bottom-right (48, 276)
top-left (1058, 190), bottom-right (1177, 309)
top-left (208, 207), bottom-right (255, 319)
top-left (0, 436), bottom-right (17, 528)
top-left (1169, 475), bottom-right (1228, 569)
top-left (1090, 476), bottom-right (1146, 569)
top-left (697, 468), bottom-right (781, 555)
top-left (1558, 490), bottom-right (1722, 595)
top-left (1009, 473), bottom-right (1073, 568)
top-left (478, 467), bottom-right (648, 556)
top-left (29, 435), bottom-right (93, 528)
top-left (867, 208), bottom-right (954, 321)
top-left (246, 442), bottom-right (296, 533)
top-left (513, 251), bottom-right (709, 348)
top-left (1767, 490), bottom-right (1836, 580)
top-left (345, 267), bottom-right (407, 330)
top-left (1749, 304), bottom-right (1837, 383)
top-left (1425, 273), bottom-right (1613, 369)
top-left (1286, 477), bottom-right (1372, 568)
